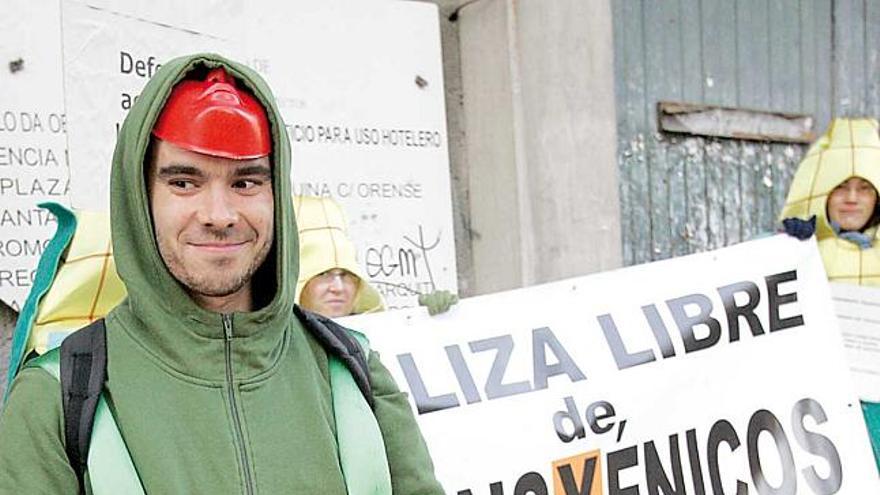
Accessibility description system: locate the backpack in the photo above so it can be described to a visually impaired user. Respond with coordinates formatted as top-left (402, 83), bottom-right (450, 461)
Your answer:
top-left (40, 305), bottom-right (379, 494)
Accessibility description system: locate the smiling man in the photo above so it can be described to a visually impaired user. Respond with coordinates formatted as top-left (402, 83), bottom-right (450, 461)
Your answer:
top-left (0, 54), bottom-right (442, 494)
top-left (147, 140), bottom-right (275, 313)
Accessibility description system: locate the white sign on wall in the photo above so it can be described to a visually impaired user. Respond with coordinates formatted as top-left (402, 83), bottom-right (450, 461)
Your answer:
top-left (0, 0), bottom-right (68, 311)
top-left (0, 0), bottom-right (457, 310)
top-left (62, 0), bottom-right (234, 212)
top-left (347, 236), bottom-right (879, 494)
top-left (242, 2), bottom-right (457, 309)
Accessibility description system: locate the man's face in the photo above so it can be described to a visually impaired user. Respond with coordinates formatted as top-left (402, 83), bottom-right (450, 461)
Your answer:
top-left (827, 176), bottom-right (878, 232)
top-left (300, 269), bottom-right (359, 318)
top-left (148, 139), bottom-right (274, 301)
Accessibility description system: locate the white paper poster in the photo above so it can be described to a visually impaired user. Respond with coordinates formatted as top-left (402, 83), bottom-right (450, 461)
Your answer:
top-left (831, 282), bottom-right (880, 403)
top-left (242, 2), bottom-right (457, 309)
top-left (0, 0), bottom-right (68, 311)
top-left (61, 0), bottom-right (233, 212)
top-left (346, 236), bottom-right (879, 494)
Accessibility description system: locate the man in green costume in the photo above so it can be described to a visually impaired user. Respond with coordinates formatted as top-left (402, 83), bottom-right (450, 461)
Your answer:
top-left (0, 53), bottom-right (443, 494)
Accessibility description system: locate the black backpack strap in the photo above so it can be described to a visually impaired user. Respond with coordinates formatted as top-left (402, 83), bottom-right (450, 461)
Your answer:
top-left (294, 305), bottom-right (374, 408)
top-left (59, 318), bottom-right (108, 493)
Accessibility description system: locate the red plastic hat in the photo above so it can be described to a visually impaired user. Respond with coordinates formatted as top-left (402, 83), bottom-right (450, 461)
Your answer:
top-left (152, 67), bottom-right (271, 159)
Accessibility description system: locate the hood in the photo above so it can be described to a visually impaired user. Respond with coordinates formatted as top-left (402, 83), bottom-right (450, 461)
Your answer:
top-left (293, 196), bottom-right (384, 314)
top-left (780, 118), bottom-right (880, 240)
top-left (110, 54), bottom-right (296, 341)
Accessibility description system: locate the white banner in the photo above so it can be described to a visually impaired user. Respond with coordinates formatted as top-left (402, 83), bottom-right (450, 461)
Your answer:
top-left (346, 236), bottom-right (879, 494)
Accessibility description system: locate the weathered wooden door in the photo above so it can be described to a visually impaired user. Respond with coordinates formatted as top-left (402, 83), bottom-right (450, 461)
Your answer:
top-left (613, 0), bottom-right (880, 265)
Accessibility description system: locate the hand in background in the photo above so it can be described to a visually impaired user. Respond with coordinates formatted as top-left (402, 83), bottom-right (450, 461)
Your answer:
top-left (781, 215), bottom-right (816, 240)
top-left (418, 290), bottom-right (459, 316)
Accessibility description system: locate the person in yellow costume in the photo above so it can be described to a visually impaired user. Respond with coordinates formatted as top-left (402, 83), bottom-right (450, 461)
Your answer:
top-left (779, 117), bottom-right (880, 470)
top-left (293, 195), bottom-right (385, 317)
top-left (781, 117), bottom-right (880, 282)
top-left (292, 196), bottom-right (457, 317)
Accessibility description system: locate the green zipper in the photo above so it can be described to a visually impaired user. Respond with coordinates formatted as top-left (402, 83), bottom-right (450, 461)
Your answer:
top-left (223, 314), bottom-right (255, 495)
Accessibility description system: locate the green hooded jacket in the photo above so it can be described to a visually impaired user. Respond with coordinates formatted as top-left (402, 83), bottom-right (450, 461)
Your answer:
top-left (0, 53), bottom-right (443, 494)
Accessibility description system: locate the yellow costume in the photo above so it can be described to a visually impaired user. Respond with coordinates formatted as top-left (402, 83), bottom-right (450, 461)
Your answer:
top-left (780, 118), bottom-right (880, 285)
top-left (293, 195), bottom-right (384, 314)
top-left (26, 207), bottom-right (125, 356)
top-left (817, 237), bottom-right (880, 285)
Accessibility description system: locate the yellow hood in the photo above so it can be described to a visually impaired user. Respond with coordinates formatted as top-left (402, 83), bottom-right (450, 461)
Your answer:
top-left (293, 196), bottom-right (384, 314)
top-left (780, 118), bottom-right (880, 240)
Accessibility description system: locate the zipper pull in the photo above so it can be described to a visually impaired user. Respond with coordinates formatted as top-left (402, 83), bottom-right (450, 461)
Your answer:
top-left (222, 314), bottom-right (233, 340)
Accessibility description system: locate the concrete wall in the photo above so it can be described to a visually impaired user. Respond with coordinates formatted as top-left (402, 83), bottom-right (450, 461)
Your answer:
top-left (423, 1), bottom-right (476, 296)
top-left (451, 0), bottom-right (622, 294)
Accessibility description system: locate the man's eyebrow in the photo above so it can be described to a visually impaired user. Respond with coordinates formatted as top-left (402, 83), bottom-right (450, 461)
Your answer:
top-left (156, 164), bottom-right (204, 178)
top-left (234, 165), bottom-right (272, 178)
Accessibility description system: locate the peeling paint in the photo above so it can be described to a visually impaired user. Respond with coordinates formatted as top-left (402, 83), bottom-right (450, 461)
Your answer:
top-left (617, 130), bottom-right (804, 265)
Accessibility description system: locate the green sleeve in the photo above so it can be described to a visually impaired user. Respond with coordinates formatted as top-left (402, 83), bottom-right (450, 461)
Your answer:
top-left (368, 349), bottom-right (445, 494)
top-left (0, 367), bottom-right (79, 493)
